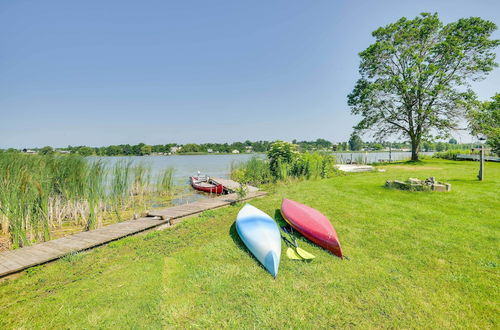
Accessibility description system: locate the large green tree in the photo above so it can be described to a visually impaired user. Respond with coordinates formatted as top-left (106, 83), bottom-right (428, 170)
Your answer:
top-left (39, 146), bottom-right (54, 155)
top-left (348, 13), bottom-right (499, 160)
top-left (348, 133), bottom-right (364, 151)
top-left (468, 93), bottom-right (500, 155)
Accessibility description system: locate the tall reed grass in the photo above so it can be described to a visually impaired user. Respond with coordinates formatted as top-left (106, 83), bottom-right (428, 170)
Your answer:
top-left (433, 149), bottom-right (479, 160)
top-left (231, 157), bottom-right (272, 185)
top-left (156, 168), bottom-right (175, 196)
top-left (0, 154), bottom-right (176, 248)
top-left (231, 153), bottom-right (338, 185)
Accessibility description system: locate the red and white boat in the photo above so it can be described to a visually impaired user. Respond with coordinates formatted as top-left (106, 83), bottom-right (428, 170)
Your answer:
top-left (281, 198), bottom-right (343, 258)
top-left (190, 176), bottom-right (225, 194)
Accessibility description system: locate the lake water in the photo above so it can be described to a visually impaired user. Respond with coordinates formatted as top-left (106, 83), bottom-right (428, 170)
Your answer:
top-left (334, 151), bottom-right (434, 164)
top-left (90, 151), bottom-right (433, 205)
top-left (90, 154), bottom-right (265, 204)
top-left (91, 153), bottom-right (263, 183)
top-left (92, 151), bottom-right (434, 181)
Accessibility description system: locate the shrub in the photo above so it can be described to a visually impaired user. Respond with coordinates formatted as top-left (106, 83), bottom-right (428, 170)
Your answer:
top-left (267, 141), bottom-right (298, 178)
top-left (231, 152), bottom-right (339, 185)
top-left (433, 149), bottom-right (473, 160)
top-left (230, 157), bottom-right (272, 185)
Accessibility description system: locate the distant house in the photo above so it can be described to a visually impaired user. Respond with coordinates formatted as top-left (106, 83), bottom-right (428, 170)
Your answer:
top-left (170, 146), bottom-right (181, 153)
top-left (207, 149), bottom-right (213, 153)
top-left (22, 149), bottom-right (37, 154)
top-left (245, 146), bottom-right (253, 152)
top-left (56, 150), bottom-right (70, 154)
top-left (232, 150), bottom-right (240, 154)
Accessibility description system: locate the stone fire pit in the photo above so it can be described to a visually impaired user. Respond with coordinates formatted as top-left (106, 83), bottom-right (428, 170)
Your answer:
top-left (385, 177), bottom-right (451, 192)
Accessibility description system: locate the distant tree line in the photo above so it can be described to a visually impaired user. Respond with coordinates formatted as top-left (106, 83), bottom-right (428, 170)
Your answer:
top-left (1, 137), bottom-right (480, 156)
top-left (345, 133), bottom-right (475, 152)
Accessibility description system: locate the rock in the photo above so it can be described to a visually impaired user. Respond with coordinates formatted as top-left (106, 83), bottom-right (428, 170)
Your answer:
top-left (426, 176), bottom-right (436, 184)
top-left (408, 178), bottom-right (421, 184)
top-left (393, 180), bottom-right (408, 189)
top-left (432, 184), bottom-right (447, 192)
top-left (409, 184), bottom-right (425, 191)
top-left (386, 178), bottom-right (450, 192)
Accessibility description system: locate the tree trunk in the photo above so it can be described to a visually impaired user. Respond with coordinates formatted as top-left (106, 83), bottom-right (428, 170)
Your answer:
top-left (410, 138), bottom-right (420, 161)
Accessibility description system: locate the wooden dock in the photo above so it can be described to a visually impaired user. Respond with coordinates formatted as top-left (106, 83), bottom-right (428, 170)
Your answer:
top-left (210, 177), bottom-right (259, 193)
top-left (146, 191), bottom-right (266, 224)
top-left (0, 190), bottom-right (266, 278)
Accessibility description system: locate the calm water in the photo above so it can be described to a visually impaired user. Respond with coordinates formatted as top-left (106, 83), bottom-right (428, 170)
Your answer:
top-left (89, 154), bottom-right (265, 204)
top-left (92, 151), bottom-right (434, 181)
top-left (91, 153), bottom-right (263, 182)
top-left (89, 151), bottom-right (433, 204)
top-left (335, 151), bottom-right (434, 164)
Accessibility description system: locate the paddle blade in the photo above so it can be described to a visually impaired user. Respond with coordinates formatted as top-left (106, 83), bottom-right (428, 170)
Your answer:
top-left (286, 247), bottom-right (303, 260)
top-left (296, 247), bottom-right (315, 259)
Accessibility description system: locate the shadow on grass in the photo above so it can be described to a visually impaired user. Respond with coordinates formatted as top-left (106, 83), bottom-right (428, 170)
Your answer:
top-left (274, 208), bottom-right (345, 260)
top-left (228, 222), bottom-right (246, 252)
top-left (447, 178), bottom-right (481, 183)
top-left (273, 209), bottom-right (288, 227)
top-left (228, 222), bottom-right (270, 275)
top-left (273, 209), bottom-right (317, 248)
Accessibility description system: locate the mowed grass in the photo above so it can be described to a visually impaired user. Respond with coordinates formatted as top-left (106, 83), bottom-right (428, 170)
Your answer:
top-left (0, 159), bottom-right (498, 328)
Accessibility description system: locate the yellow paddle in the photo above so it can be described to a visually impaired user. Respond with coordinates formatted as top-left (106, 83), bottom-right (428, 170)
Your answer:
top-left (286, 247), bottom-right (303, 260)
top-left (280, 227), bottom-right (315, 260)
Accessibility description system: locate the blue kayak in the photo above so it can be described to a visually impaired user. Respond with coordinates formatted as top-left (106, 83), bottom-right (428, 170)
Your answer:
top-left (236, 204), bottom-right (281, 278)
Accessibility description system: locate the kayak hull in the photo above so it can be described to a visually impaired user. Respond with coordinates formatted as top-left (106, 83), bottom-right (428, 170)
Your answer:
top-left (236, 204), bottom-right (281, 277)
top-left (281, 198), bottom-right (343, 258)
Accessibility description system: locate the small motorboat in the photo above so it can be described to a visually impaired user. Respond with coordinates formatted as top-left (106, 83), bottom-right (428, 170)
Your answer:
top-left (190, 175), bottom-right (225, 194)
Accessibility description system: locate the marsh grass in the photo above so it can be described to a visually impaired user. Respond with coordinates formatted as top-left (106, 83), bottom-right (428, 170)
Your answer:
top-left (231, 157), bottom-right (272, 185)
top-left (0, 154), bottom-right (176, 248)
top-left (156, 167), bottom-right (175, 196)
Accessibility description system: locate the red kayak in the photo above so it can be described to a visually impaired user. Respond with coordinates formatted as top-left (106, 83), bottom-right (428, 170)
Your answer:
top-left (190, 176), bottom-right (225, 194)
top-left (281, 198), bottom-right (343, 258)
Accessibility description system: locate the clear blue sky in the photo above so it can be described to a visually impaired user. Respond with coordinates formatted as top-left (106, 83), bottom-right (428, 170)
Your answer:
top-left (1, 0), bottom-right (499, 148)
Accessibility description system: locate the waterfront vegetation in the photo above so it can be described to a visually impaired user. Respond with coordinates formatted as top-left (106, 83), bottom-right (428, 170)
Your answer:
top-left (433, 149), bottom-right (497, 160)
top-left (230, 141), bottom-right (339, 185)
top-left (0, 159), bottom-right (498, 328)
top-left (433, 149), bottom-right (475, 160)
top-left (0, 153), bottom-right (175, 249)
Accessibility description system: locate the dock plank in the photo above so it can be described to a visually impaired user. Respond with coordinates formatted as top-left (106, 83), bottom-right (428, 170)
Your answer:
top-left (148, 191), bottom-right (267, 219)
top-left (210, 177), bottom-right (259, 192)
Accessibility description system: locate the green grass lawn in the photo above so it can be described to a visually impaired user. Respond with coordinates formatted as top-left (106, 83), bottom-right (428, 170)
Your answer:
top-left (0, 159), bottom-right (498, 328)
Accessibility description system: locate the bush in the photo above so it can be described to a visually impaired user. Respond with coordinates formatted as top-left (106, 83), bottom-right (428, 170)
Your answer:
top-left (231, 151), bottom-right (339, 185)
top-left (267, 141), bottom-right (298, 178)
top-left (291, 153), bottom-right (338, 179)
top-left (433, 149), bottom-right (473, 160)
top-left (230, 157), bottom-right (272, 185)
